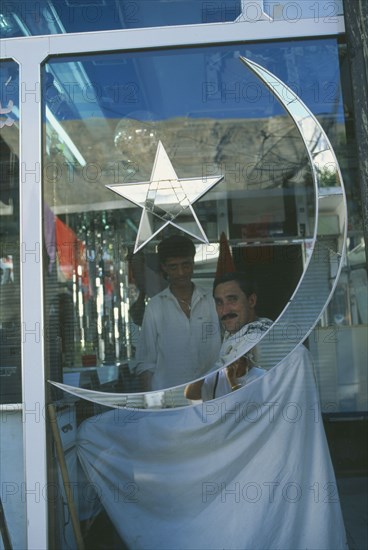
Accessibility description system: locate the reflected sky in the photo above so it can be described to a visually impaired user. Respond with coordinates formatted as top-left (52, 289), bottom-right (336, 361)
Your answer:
top-left (36, 39), bottom-right (345, 124)
top-left (0, 1), bottom-right (344, 37)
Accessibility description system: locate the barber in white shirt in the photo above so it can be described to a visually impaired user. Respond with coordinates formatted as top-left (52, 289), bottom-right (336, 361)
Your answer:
top-left (134, 235), bottom-right (221, 391)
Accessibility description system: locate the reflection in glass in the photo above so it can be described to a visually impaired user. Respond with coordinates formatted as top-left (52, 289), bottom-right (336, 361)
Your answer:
top-left (0, 60), bottom-right (21, 404)
top-left (114, 112), bottom-right (159, 178)
top-left (1, 0), bottom-right (243, 38)
top-left (42, 39), bottom-right (350, 406)
top-left (0, 59), bottom-right (27, 550)
top-left (233, 56), bottom-right (346, 371)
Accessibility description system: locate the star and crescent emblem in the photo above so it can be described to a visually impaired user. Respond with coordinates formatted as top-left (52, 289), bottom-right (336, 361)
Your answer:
top-left (106, 140), bottom-right (223, 252)
top-left (54, 56), bottom-right (347, 407)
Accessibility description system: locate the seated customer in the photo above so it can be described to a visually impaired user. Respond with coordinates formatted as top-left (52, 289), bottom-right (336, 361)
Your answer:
top-left (185, 271), bottom-right (272, 400)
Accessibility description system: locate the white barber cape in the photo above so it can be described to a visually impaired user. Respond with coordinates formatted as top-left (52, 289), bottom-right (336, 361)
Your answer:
top-left (77, 345), bottom-right (347, 550)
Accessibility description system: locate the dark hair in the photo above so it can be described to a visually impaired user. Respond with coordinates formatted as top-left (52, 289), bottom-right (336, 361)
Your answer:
top-left (157, 235), bottom-right (196, 264)
top-left (213, 271), bottom-right (257, 297)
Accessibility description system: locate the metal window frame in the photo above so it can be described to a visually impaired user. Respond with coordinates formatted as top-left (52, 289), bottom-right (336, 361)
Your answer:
top-left (0, 15), bottom-right (345, 549)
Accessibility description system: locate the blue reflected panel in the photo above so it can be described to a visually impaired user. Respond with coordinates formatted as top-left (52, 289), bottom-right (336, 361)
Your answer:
top-left (0, 0), bottom-right (242, 37)
top-left (0, 60), bottom-right (21, 405)
top-left (44, 39), bottom-right (344, 122)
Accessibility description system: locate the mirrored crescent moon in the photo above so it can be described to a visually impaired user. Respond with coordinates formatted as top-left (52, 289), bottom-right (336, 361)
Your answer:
top-left (50, 56), bottom-right (348, 409)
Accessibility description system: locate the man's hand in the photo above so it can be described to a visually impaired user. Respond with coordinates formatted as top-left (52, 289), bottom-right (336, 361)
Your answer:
top-left (184, 378), bottom-right (204, 401)
top-left (225, 356), bottom-right (249, 389)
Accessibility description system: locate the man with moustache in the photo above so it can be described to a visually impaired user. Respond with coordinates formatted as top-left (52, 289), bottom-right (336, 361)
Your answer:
top-left (185, 271), bottom-right (272, 400)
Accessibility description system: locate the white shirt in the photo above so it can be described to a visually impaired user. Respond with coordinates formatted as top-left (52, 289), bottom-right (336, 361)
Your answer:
top-left (134, 285), bottom-right (221, 390)
top-left (201, 366), bottom-right (266, 401)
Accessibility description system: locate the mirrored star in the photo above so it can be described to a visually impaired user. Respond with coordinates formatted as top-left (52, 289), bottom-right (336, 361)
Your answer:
top-left (106, 141), bottom-right (223, 253)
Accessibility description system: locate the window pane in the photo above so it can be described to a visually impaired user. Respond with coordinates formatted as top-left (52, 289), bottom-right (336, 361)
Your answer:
top-left (42, 38), bottom-right (366, 549)
top-left (0, 59), bottom-right (26, 550)
top-left (1, 0), bottom-right (241, 37)
top-left (0, 60), bottom-right (21, 405)
top-left (42, 38), bottom-right (357, 401)
top-left (308, 41), bottom-right (368, 415)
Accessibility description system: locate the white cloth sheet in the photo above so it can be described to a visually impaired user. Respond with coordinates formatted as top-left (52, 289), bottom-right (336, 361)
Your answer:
top-left (77, 345), bottom-right (347, 550)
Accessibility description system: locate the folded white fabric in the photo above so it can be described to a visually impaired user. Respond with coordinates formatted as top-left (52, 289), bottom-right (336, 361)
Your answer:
top-left (77, 345), bottom-right (347, 550)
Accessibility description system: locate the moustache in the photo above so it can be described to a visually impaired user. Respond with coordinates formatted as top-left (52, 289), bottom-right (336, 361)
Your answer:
top-left (221, 312), bottom-right (238, 321)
